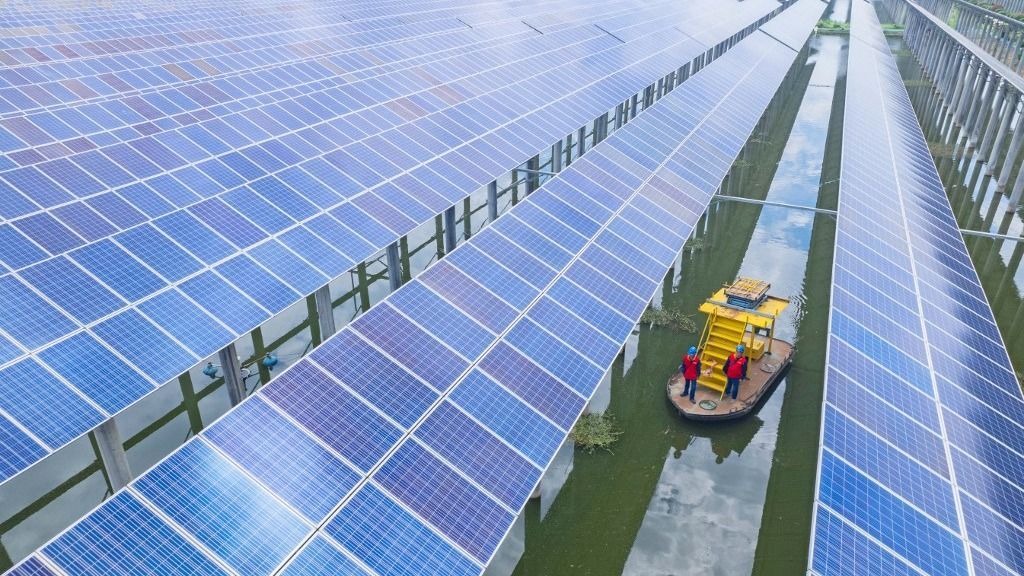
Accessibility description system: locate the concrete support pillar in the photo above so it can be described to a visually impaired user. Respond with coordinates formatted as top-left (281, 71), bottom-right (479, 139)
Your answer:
top-left (656, 77), bottom-right (665, 100)
top-left (964, 69), bottom-right (991, 145)
top-left (526, 156), bottom-right (540, 194)
top-left (614, 102), bottom-right (624, 130)
top-left (629, 93), bottom-right (639, 120)
top-left (1008, 165), bottom-right (1024, 211)
top-left (386, 241), bottom-right (402, 291)
top-left (443, 206), bottom-right (458, 255)
top-left (487, 181), bottom-right (498, 222)
top-left (218, 343), bottom-right (246, 406)
top-left (954, 59), bottom-right (978, 127)
top-left (95, 419), bottom-right (132, 491)
top-left (979, 81), bottom-right (1007, 159)
top-left (552, 141), bottom-right (563, 173)
top-left (967, 71), bottom-right (995, 148)
top-left (987, 91), bottom-right (1018, 174)
top-left (997, 114), bottom-right (1024, 190)
top-left (584, 369), bottom-right (612, 415)
top-left (314, 284), bottom-right (336, 339)
top-left (947, 52), bottom-right (969, 117)
top-left (577, 126), bottom-right (586, 158)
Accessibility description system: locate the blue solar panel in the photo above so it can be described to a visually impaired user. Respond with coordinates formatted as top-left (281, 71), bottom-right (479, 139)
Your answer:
top-left (134, 441), bottom-right (309, 575)
top-left (92, 310), bottom-right (197, 384)
top-left (7, 2), bottom-right (817, 571)
top-left (17, 257), bottom-right (126, 324)
top-left (810, 3), bottom-right (1024, 573)
top-left (385, 282), bottom-right (497, 359)
top-left (279, 536), bottom-right (368, 576)
top-left (70, 239), bottom-right (164, 301)
top-left (415, 402), bottom-right (541, 508)
top-left (5, 557), bottom-right (58, 576)
top-left (449, 370), bottom-right (566, 467)
top-left (44, 491), bottom-right (228, 576)
top-left (215, 254), bottom-right (300, 313)
top-left (375, 441), bottom-right (514, 562)
top-left (177, 271), bottom-right (270, 332)
top-left (0, 359), bottom-right (105, 447)
top-left (138, 289), bottom-right (235, 357)
top-left (352, 304), bottom-right (470, 391)
top-left (325, 484), bottom-right (479, 576)
top-left (204, 396), bottom-right (361, 523)
top-left (0, 415), bottom-right (48, 483)
top-left (261, 360), bottom-right (402, 471)
top-left (37, 332), bottom-right (154, 413)
top-left (433, 250), bottom-right (538, 314)
top-left (0, 275), bottom-right (76, 348)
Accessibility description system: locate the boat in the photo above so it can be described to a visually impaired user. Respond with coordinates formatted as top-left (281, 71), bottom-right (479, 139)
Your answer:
top-left (666, 278), bottom-right (794, 421)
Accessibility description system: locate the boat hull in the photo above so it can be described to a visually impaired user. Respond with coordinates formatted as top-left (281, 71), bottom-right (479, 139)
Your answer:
top-left (666, 339), bottom-right (794, 421)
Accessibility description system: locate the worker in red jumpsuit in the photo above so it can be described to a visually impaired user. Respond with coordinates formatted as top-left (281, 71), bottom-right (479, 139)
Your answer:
top-left (680, 346), bottom-right (701, 402)
top-left (722, 344), bottom-right (748, 401)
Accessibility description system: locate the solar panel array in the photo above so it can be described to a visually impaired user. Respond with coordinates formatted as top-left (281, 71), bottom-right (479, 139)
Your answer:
top-left (4, 2), bottom-right (826, 574)
top-left (0, 0), bottom-right (789, 486)
top-left (810, 3), bottom-right (1024, 575)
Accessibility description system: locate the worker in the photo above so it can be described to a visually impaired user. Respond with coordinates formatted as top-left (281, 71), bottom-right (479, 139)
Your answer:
top-left (680, 346), bottom-right (701, 402)
top-left (722, 344), bottom-right (748, 401)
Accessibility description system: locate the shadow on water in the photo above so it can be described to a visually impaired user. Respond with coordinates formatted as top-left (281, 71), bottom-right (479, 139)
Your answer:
top-left (512, 32), bottom-right (846, 576)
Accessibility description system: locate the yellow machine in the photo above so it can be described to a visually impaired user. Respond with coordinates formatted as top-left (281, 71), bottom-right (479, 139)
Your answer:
top-left (695, 278), bottom-right (790, 398)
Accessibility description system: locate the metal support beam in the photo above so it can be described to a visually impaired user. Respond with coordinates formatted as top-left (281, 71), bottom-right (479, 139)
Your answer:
top-left (959, 228), bottom-right (1024, 242)
top-left (487, 180), bottom-right (498, 222)
top-left (314, 284), bottom-right (336, 339)
top-left (515, 167), bottom-right (559, 177)
top-left (94, 419), bottom-right (132, 491)
top-left (713, 194), bottom-right (837, 215)
top-left (218, 343), bottom-right (246, 406)
top-left (386, 241), bottom-right (402, 291)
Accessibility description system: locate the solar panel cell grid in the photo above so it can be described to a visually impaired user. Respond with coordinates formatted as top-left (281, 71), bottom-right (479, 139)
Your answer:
top-left (324, 483), bottom-right (479, 576)
top-left (374, 440), bottom-right (514, 562)
top-left (204, 396), bottom-right (361, 523)
top-left (43, 491), bottom-right (229, 576)
top-left (134, 440), bottom-right (310, 575)
top-left (260, 361), bottom-right (404, 472)
top-left (2, 2), bottom-right (818, 572)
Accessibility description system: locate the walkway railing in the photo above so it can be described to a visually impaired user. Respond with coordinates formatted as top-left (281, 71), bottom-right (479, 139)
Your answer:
top-left (907, 0), bottom-right (1024, 73)
top-left (888, 0), bottom-right (1024, 210)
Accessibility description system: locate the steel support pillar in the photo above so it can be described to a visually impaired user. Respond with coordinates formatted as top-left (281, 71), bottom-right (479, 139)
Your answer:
top-left (386, 241), bottom-right (402, 290)
top-left (95, 419), bottom-right (132, 491)
top-left (443, 206), bottom-right (457, 252)
top-left (314, 284), bottom-right (336, 339)
top-left (218, 343), bottom-right (246, 406)
top-left (487, 181), bottom-right (498, 222)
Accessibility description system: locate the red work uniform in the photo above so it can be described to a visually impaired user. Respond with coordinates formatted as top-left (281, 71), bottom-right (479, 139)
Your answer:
top-left (681, 354), bottom-right (701, 380)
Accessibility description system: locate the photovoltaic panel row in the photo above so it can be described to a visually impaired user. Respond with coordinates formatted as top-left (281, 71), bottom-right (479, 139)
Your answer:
top-left (0, 0), bottom-right (551, 96)
top-left (810, 3), bottom-right (1024, 575)
top-left (0, 0), bottom-right (785, 487)
top-left (0, 0), bottom-right (637, 119)
top-left (2, 3), bottom-right (824, 574)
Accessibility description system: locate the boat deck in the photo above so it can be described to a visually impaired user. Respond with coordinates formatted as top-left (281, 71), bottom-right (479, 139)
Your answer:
top-left (667, 339), bottom-right (794, 421)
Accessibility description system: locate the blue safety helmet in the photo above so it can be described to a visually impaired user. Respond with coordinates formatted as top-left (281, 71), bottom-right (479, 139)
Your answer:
top-left (736, 344), bottom-right (745, 354)
top-left (688, 346), bottom-right (697, 356)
